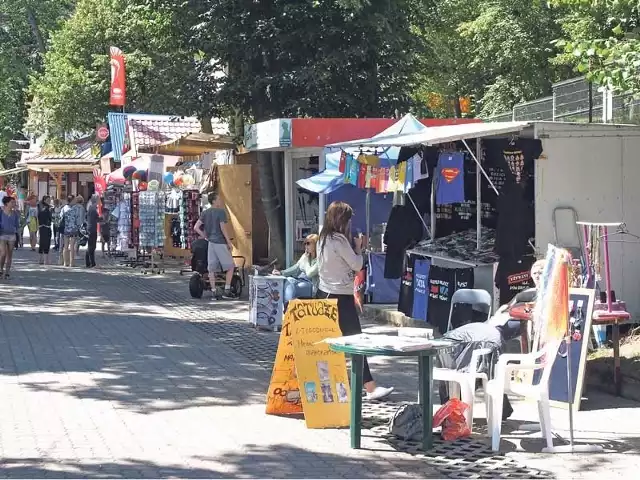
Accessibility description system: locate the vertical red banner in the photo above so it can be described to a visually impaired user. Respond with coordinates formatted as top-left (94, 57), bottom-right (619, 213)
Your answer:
top-left (109, 46), bottom-right (126, 106)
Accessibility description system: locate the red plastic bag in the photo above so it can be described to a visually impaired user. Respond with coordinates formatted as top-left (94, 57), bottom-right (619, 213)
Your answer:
top-left (433, 398), bottom-right (471, 441)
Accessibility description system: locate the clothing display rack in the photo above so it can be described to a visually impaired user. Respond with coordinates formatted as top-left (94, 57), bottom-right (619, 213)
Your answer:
top-left (103, 186), bottom-right (128, 258)
top-left (138, 191), bottom-right (166, 274)
top-left (578, 221), bottom-right (637, 396)
top-left (179, 189), bottom-right (201, 250)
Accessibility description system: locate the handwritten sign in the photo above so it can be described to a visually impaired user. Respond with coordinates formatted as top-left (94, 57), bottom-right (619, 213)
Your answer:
top-left (265, 311), bottom-right (303, 416)
top-left (290, 299), bottom-right (350, 429)
top-left (265, 299), bottom-right (350, 428)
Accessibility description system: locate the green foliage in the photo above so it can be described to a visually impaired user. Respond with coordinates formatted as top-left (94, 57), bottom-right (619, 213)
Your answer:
top-left (412, 0), bottom-right (566, 118)
top-left (193, 0), bottom-right (426, 120)
top-left (0, 0), bottom-right (72, 168)
top-left (26, 0), bottom-right (207, 137)
top-left (553, 0), bottom-right (640, 95)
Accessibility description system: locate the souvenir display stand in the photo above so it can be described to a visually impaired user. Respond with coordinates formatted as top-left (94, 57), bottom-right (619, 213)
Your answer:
top-left (249, 275), bottom-right (286, 331)
top-left (138, 191), bottom-right (167, 274)
top-left (578, 221), bottom-right (636, 397)
top-left (177, 189), bottom-right (201, 274)
top-left (103, 185), bottom-right (129, 259)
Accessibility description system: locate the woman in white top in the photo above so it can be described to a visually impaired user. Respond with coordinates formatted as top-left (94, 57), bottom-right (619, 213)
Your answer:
top-left (274, 233), bottom-right (319, 299)
top-left (316, 201), bottom-right (393, 401)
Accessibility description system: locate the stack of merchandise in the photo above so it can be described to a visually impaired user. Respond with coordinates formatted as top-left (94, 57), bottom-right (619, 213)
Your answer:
top-left (114, 194), bottom-right (132, 251)
top-left (138, 191), bottom-right (166, 248)
top-left (179, 189), bottom-right (200, 250)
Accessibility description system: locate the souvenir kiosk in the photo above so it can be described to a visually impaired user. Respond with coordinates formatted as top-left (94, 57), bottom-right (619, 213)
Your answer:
top-left (328, 121), bottom-right (640, 336)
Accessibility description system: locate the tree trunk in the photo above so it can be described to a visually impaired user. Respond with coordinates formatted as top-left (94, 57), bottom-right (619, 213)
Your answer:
top-left (26, 8), bottom-right (46, 53)
top-left (453, 96), bottom-right (462, 118)
top-left (257, 152), bottom-right (285, 264)
top-left (200, 116), bottom-right (213, 134)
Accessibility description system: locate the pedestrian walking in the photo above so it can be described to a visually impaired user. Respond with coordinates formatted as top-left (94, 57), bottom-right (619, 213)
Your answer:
top-left (61, 195), bottom-right (83, 267)
top-left (52, 198), bottom-right (62, 251)
top-left (0, 196), bottom-right (20, 279)
top-left (37, 195), bottom-right (53, 265)
top-left (26, 194), bottom-right (38, 251)
top-left (85, 194), bottom-right (99, 268)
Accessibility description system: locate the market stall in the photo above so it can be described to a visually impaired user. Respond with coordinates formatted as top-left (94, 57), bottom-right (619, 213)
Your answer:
top-left (296, 114), bottom-right (431, 304)
top-left (328, 121), bottom-right (640, 327)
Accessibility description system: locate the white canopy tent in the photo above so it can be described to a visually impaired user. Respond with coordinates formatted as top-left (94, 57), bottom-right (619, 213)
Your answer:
top-left (327, 121), bottom-right (537, 251)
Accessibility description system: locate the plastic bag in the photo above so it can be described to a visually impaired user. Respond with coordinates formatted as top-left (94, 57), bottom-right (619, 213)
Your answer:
top-left (432, 398), bottom-right (471, 441)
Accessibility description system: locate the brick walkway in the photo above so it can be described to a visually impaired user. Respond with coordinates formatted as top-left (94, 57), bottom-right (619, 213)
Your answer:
top-left (0, 249), bottom-right (638, 478)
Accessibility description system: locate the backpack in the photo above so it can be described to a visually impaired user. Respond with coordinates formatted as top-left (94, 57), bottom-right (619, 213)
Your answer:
top-left (388, 403), bottom-right (423, 441)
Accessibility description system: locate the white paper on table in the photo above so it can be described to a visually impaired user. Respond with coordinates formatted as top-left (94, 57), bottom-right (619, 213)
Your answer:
top-left (319, 334), bottom-right (455, 352)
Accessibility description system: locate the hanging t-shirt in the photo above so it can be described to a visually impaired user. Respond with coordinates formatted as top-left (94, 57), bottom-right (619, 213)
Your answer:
top-left (397, 254), bottom-right (416, 317)
top-left (484, 139), bottom-right (540, 259)
top-left (345, 154), bottom-right (359, 186)
top-left (411, 153), bottom-right (429, 183)
top-left (495, 256), bottom-right (535, 304)
top-left (427, 265), bottom-right (456, 333)
top-left (370, 167), bottom-right (379, 191)
top-left (411, 259), bottom-right (431, 321)
top-left (365, 165), bottom-right (374, 188)
top-left (396, 161), bottom-right (407, 192)
top-left (338, 151), bottom-right (347, 173)
top-left (405, 158), bottom-right (414, 192)
top-left (357, 163), bottom-right (367, 188)
top-left (427, 266), bottom-right (475, 333)
top-left (435, 152), bottom-right (465, 205)
top-left (387, 166), bottom-right (398, 192)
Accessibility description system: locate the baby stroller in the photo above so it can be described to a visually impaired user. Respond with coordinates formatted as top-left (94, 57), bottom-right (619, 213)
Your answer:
top-left (77, 223), bottom-right (89, 248)
top-left (188, 238), bottom-right (245, 300)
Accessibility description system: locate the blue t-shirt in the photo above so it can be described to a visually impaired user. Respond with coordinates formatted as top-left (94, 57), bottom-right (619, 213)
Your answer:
top-left (435, 152), bottom-right (465, 205)
top-left (411, 259), bottom-right (431, 321)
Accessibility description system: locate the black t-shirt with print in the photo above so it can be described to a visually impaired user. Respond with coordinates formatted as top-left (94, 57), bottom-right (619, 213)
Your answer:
top-left (495, 256), bottom-right (536, 304)
top-left (484, 138), bottom-right (540, 259)
top-left (398, 254), bottom-right (416, 317)
top-left (426, 266), bottom-right (475, 333)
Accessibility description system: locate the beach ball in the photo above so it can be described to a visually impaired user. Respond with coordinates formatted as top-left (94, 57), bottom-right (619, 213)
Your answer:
top-left (181, 174), bottom-right (194, 186)
top-left (138, 181), bottom-right (148, 191)
top-left (123, 165), bottom-right (136, 179)
top-left (148, 179), bottom-right (159, 191)
top-left (135, 169), bottom-right (147, 181)
top-left (163, 172), bottom-right (174, 185)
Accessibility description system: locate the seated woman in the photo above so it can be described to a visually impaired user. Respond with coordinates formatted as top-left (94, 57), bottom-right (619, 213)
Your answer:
top-left (274, 234), bottom-right (319, 301)
top-left (436, 260), bottom-right (545, 420)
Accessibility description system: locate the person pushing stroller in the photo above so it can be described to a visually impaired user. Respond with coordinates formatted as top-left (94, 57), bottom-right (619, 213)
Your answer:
top-left (194, 192), bottom-right (237, 300)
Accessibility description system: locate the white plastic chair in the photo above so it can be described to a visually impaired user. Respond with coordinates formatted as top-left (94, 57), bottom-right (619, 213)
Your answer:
top-left (446, 288), bottom-right (492, 332)
top-left (433, 346), bottom-right (494, 430)
top-left (485, 338), bottom-right (562, 451)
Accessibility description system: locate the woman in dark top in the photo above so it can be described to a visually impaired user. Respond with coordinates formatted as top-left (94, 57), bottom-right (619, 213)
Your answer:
top-left (37, 195), bottom-right (53, 265)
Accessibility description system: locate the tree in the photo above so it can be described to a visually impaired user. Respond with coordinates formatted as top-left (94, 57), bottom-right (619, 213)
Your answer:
top-left (553, 0), bottom-right (640, 95)
top-left (193, 0), bottom-right (426, 121)
top-left (0, 0), bottom-right (72, 168)
top-left (25, 0), bottom-right (211, 137)
top-left (413, 0), bottom-right (567, 118)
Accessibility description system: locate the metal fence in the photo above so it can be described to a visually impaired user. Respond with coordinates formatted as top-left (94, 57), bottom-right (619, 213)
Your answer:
top-left (485, 76), bottom-right (640, 124)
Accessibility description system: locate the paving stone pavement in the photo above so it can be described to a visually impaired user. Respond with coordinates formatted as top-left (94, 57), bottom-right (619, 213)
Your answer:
top-left (0, 249), bottom-right (638, 478)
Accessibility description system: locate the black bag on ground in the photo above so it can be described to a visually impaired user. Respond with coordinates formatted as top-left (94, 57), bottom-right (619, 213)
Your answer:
top-left (388, 404), bottom-right (423, 441)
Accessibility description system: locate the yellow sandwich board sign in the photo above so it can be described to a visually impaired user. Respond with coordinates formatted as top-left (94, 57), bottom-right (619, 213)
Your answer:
top-left (265, 299), bottom-right (350, 428)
